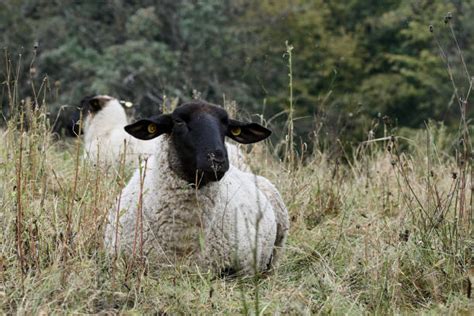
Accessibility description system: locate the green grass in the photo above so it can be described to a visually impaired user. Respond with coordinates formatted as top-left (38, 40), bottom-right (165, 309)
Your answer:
top-left (0, 102), bottom-right (472, 314)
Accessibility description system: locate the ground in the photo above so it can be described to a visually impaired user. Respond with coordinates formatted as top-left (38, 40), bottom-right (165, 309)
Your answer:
top-left (0, 111), bottom-right (472, 314)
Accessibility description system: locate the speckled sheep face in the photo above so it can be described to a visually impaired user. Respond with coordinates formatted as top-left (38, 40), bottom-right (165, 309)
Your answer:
top-left (125, 101), bottom-right (272, 186)
top-left (81, 95), bottom-right (114, 116)
top-left (80, 95), bottom-right (133, 136)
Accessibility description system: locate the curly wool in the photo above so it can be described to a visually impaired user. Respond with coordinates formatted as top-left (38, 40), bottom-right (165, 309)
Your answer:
top-left (239, 173), bottom-right (290, 266)
top-left (104, 135), bottom-right (286, 274)
top-left (225, 142), bottom-right (251, 172)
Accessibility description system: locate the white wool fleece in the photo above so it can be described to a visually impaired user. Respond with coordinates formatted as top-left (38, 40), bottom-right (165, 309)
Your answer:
top-left (239, 173), bottom-right (289, 266)
top-left (83, 97), bottom-right (155, 167)
top-left (226, 142), bottom-right (251, 172)
top-left (104, 135), bottom-right (287, 274)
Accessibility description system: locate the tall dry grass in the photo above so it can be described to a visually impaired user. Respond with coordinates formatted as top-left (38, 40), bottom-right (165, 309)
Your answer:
top-left (1, 22), bottom-right (473, 314)
top-left (1, 95), bottom-right (472, 314)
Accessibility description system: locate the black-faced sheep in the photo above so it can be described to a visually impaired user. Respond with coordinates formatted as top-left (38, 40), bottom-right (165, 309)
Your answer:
top-left (104, 101), bottom-right (289, 275)
top-left (81, 95), bottom-right (251, 171)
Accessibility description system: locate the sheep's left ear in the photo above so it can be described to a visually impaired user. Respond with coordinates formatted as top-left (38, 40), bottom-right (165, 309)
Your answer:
top-left (124, 114), bottom-right (173, 140)
top-left (81, 95), bottom-right (108, 113)
top-left (226, 119), bottom-right (271, 144)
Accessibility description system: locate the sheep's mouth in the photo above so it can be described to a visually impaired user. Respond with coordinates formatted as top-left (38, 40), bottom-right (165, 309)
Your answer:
top-left (193, 168), bottom-right (227, 187)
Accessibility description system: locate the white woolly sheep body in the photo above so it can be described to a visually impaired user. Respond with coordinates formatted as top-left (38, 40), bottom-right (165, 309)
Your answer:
top-left (83, 96), bottom-right (156, 166)
top-left (82, 96), bottom-right (250, 171)
top-left (238, 172), bottom-right (289, 265)
top-left (225, 142), bottom-right (251, 172)
top-left (104, 136), bottom-right (286, 274)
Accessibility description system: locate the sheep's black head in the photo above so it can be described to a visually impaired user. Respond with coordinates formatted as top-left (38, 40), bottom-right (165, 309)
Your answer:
top-left (124, 101), bottom-right (271, 186)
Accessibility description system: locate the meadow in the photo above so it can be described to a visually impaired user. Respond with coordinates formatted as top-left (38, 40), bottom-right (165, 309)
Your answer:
top-left (1, 11), bottom-right (474, 310)
top-left (0, 93), bottom-right (472, 314)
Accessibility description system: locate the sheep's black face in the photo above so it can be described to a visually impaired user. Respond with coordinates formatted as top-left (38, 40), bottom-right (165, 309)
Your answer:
top-left (124, 101), bottom-right (272, 187)
top-left (170, 104), bottom-right (230, 185)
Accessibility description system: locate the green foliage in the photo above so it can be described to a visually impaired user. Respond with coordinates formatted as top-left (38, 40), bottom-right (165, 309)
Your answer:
top-left (1, 0), bottom-right (473, 147)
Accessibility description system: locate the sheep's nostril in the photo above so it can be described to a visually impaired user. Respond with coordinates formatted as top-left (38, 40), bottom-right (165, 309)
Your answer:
top-left (208, 150), bottom-right (226, 164)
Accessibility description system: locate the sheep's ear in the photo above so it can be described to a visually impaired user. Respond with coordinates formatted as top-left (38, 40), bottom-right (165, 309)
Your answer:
top-left (124, 114), bottom-right (173, 140)
top-left (81, 96), bottom-right (108, 113)
top-left (89, 98), bottom-right (103, 112)
top-left (226, 119), bottom-right (271, 144)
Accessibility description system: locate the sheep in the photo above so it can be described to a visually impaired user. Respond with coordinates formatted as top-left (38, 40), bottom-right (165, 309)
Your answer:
top-left (104, 101), bottom-right (289, 275)
top-left (225, 142), bottom-right (251, 172)
top-left (81, 95), bottom-right (156, 167)
top-left (81, 95), bottom-right (251, 171)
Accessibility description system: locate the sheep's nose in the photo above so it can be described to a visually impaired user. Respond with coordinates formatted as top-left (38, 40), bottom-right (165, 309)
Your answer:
top-left (208, 150), bottom-right (226, 164)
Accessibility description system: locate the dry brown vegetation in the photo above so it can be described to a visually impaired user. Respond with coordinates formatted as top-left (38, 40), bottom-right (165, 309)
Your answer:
top-left (0, 99), bottom-right (472, 313)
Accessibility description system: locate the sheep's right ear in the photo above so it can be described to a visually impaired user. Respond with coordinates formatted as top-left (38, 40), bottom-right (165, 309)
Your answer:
top-left (124, 115), bottom-right (173, 140)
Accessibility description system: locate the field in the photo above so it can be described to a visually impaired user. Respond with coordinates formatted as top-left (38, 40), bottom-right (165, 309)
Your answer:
top-left (0, 99), bottom-right (472, 314)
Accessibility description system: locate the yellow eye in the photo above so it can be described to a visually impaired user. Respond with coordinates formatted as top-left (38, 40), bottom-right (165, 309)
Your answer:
top-left (147, 124), bottom-right (157, 134)
top-left (231, 127), bottom-right (241, 136)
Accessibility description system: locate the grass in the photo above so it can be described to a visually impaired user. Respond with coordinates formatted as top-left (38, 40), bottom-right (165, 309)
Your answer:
top-left (1, 20), bottom-right (473, 312)
top-left (0, 98), bottom-right (472, 314)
